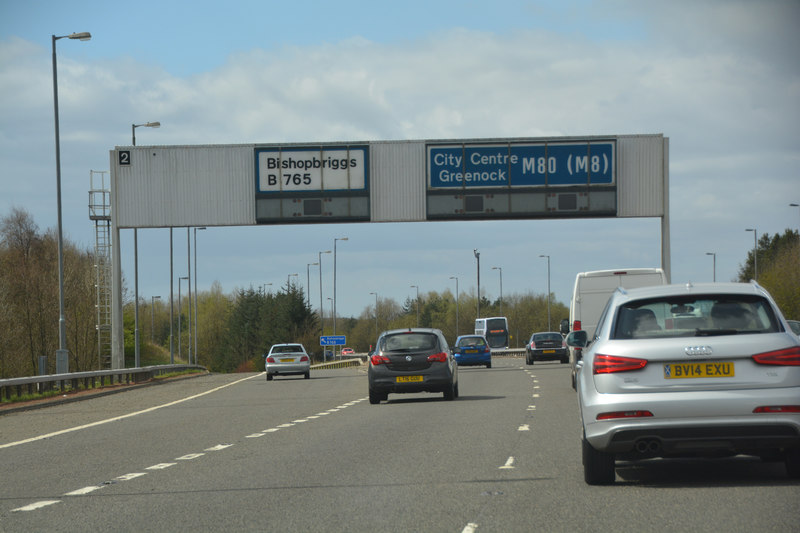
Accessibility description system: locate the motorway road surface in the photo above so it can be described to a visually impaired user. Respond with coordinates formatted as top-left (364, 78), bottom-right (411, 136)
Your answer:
top-left (1, 358), bottom-right (797, 532)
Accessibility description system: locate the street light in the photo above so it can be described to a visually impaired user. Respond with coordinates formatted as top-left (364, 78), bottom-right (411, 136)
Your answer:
top-left (52, 31), bottom-right (91, 369)
top-left (449, 276), bottom-right (459, 337)
top-left (745, 228), bottom-right (758, 280)
top-left (473, 249), bottom-right (481, 318)
top-left (492, 266), bottom-right (503, 317)
top-left (705, 252), bottom-right (716, 282)
top-left (287, 273), bottom-right (298, 292)
top-left (131, 121), bottom-right (160, 146)
top-left (370, 292), bottom-right (379, 337)
top-left (333, 237), bottom-right (348, 340)
top-left (539, 255), bottom-right (551, 331)
top-left (178, 277), bottom-right (188, 361)
top-left (131, 121), bottom-right (161, 366)
top-left (410, 285), bottom-right (420, 326)
top-left (306, 262), bottom-right (319, 307)
top-left (150, 296), bottom-right (161, 344)
top-left (318, 250), bottom-right (331, 338)
top-left (193, 226), bottom-right (206, 364)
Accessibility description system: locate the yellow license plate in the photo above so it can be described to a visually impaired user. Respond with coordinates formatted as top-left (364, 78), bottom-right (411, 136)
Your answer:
top-left (543, 350), bottom-right (555, 354)
top-left (664, 362), bottom-right (734, 379)
top-left (396, 375), bottom-right (423, 383)
top-left (280, 358), bottom-right (294, 363)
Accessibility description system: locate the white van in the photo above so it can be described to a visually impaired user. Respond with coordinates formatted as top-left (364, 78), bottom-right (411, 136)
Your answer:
top-left (567, 268), bottom-right (668, 388)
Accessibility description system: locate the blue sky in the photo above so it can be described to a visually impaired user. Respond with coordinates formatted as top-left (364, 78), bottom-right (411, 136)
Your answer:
top-left (1, 0), bottom-right (799, 322)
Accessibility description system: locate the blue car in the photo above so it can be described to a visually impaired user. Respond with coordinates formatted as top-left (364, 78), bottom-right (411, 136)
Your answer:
top-left (453, 335), bottom-right (492, 368)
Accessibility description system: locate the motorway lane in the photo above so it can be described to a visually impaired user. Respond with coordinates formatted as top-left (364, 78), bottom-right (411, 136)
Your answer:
top-left (1, 359), bottom-right (798, 532)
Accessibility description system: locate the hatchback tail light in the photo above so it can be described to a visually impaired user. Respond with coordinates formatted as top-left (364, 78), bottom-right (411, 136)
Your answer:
top-left (370, 355), bottom-right (390, 365)
top-left (266, 356), bottom-right (276, 363)
top-left (427, 352), bottom-right (448, 363)
top-left (593, 354), bottom-right (648, 374)
top-left (300, 355), bottom-right (309, 362)
top-left (752, 346), bottom-right (800, 366)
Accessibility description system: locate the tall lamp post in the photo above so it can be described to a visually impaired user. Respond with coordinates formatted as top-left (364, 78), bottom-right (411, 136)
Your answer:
top-left (131, 121), bottom-right (160, 368)
top-left (449, 276), bottom-right (459, 337)
top-left (306, 262), bottom-right (318, 307)
top-left (150, 296), bottom-right (161, 343)
top-left (333, 237), bottom-right (348, 340)
top-left (178, 276), bottom-right (188, 361)
top-left (287, 273), bottom-right (298, 292)
top-left (410, 285), bottom-right (420, 326)
top-left (492, 266), bottom-right (503, 317)
top-left (369, 292), bottom-right (379, 337)
top-left (318, 250), bottom-right (331, 338)
top-left (539, 255), bottom-right (551, 331)
top-left (193, 226), bottom-right (206, 364)
top-left (705, 252), bottom-right (716, 282)
top-left (473, 249), bottom-right (481, 318)
top-left (52, 31), bottom-right (91, 369)
top-left (745, 228), bottom-right (758, 280)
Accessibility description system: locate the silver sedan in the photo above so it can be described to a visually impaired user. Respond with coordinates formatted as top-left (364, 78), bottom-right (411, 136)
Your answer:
top-left (567, 281), bottom-right (800, 484)
top-left (264, 343), bottom-right (311, 381)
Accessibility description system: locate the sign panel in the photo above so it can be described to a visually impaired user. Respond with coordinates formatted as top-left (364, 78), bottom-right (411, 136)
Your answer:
top-left (256, 146), bottom-right (368, 193)
top-left (320, 335), bottom-right (346, 346)
top-left (428, 141), bottom-right (615, 189)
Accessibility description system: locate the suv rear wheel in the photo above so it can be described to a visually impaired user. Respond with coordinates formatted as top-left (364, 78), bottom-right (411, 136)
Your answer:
top-left (582, 436), bottom-right (615, 485)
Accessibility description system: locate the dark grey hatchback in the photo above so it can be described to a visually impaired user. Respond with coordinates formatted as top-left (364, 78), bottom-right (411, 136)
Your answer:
top-left (368, 328), bottom-right (459, 404)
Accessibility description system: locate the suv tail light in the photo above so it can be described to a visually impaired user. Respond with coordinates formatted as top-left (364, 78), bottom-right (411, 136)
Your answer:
top-left (753, 405), bottom-right (800, 413)
top-left (752, 346), bottom-right (800, 366)
top-left (597, 410), bottom-right (653, 420)
top-left (427, 352), bottom-right (448, 362)
top-left (370, 355), bottom-right (390, 365)
top-left (593, 354), bottom-right (648, 374)
top-left (574, 320), bottom-right (581, 331)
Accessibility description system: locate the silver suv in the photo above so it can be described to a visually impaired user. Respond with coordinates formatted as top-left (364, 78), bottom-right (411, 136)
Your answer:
top-left (368, 328), bottom-right (458, 404)
top-left (566, 281), bottom-right (800, 484)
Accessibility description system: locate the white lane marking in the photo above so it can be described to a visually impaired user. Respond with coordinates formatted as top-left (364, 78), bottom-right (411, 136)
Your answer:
top-left (316, 412), bottom-right (330, 416)
top-left (532, 393), bottom-right (540, 398)
top-left (146, 463), bottom-right (176, 470)
top-left (116, 473), bottom-right (146, 481)
top-left (307, 415), bottom-right (320, 419)
top-left (264, 428), bottom-right (280, 433)
top-left (246, 433), bottom-right (265, 438)
top-left (176, 453), bottom-right (205, 460)
top-left (527, 405), bottom-right (536, 411)
top-left (292, 419), bottom-right (308, 423)
top-left (0, 374), bottom-right (261, 450)
top-left (206, 444), bottom-right (234, 451)
top-left (278, 423), bottom-right (295, 428)
top-left (327, 408), bottom-right (340, 412)
top-left (518, 424), bottom-right (530, 431)
top-left (499, 456), bottom-right (515, 469)
top-left (64, 485), bottom-right (104, 496)
top-left (462, 522), bottom-right (479, 533)
top-left (12, 500), bottom-right (60, 512)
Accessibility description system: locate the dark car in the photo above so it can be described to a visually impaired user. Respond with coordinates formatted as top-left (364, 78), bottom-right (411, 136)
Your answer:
top-left (526, 331), bottom-right (568, 364)
top-left (368, 328), bottom-right (458, 404)
top-left (453, 335), bottom-right (492, 368)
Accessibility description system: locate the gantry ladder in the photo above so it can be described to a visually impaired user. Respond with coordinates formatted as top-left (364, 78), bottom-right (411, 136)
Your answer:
top-left (89, 170), bottom-right (112, 369)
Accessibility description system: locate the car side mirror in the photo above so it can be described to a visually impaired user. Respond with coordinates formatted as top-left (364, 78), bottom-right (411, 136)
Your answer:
top-left (566, 330), bottom-right (588, 348)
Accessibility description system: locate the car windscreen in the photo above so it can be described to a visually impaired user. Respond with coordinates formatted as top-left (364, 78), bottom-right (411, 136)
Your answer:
top-left (533, 333), bottom-right (562, 342)
top-left (272, 345), bottom-right (302, 353)
top-left (457, 337), bottom-right (486, 347)
top-left (380, 333), bottom-right (439, 353)
top-left (612, 294), bottom-right (780, 339)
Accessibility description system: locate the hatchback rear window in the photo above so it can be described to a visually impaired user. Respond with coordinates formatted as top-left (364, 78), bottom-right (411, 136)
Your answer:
top-left (612, 295), bottom-right (780, 339)
top-left (533, 333), bottom-right (562, 342)
top-left (457, 337), bottom-right (486, 347)
top-left (381, 333), bottom-right (439, 352)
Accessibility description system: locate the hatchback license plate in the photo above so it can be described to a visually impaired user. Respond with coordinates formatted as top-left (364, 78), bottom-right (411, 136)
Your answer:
top-left (280, 358), bottom-right (294, 363)
top-left (664, 362), bottom-right (734, 379)
top-left (396, 375), bottom-right (423, 383)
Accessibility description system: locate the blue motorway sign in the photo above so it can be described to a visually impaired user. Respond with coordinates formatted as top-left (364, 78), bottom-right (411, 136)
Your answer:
top-left (428, 141), bottom-right (615, 189)
top-left (320, 335), bottom-right (346, 346)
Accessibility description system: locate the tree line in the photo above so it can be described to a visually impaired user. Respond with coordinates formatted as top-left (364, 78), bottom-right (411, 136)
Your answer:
top-left (2, 207), bottom-right (798, 378)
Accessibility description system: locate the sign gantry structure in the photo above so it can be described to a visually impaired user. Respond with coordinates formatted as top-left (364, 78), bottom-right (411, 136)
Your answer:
top-left (108, 134), bottom-right (669, 368)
